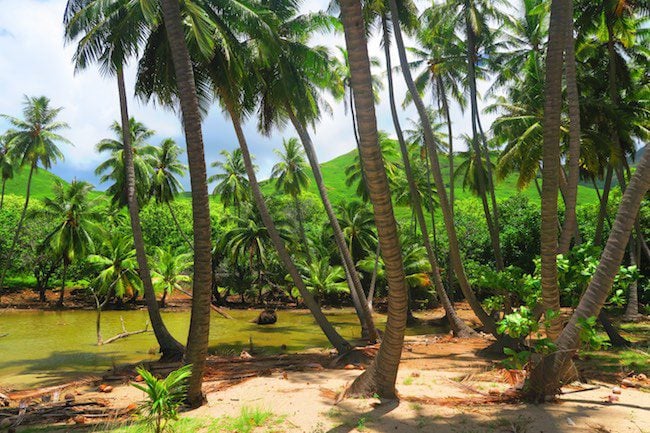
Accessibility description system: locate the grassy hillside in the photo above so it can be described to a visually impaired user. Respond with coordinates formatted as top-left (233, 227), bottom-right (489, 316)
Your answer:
top-left (262, 148), bottom-right (600, 210)
top-left (1, 167), bottom-right (68, 200)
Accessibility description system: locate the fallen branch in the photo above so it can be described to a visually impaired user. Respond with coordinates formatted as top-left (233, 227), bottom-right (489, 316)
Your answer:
top-left (0, 333), bottom-right (8, 339)
top-left (99, 317), bottom-right (150, 345)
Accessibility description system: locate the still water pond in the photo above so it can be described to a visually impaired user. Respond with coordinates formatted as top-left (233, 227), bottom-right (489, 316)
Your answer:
top-left (0, 309), bottom-right (442, 390)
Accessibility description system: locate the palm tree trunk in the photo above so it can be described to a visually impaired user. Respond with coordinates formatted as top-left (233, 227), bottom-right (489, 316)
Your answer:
top-left (558, 5), bottom-right (582, 255)
top-left (594, 165), bottom-right (613, 245)
top-left (57, 261), bottom-right (68, 307)
top-left (286, 106), bottom-right (377, 342)
top-left (591, 172), bottom-right (613, 235)
top-left (160, 0), bottom-right (215, 408)
top-left (623, 237), bottom-right (640, 320)
top-left (598, 311), bottom-right (631, 347)
top-left (340, 0), bottom-right (410, 398)
top-left (293, 194), bottom-right (311, 264)
top-left (116, 69), bottom-right (184, 362)
top-left (388, 0), bottom-right (495, 335)
top-left (528, 147), bottom-right (650, 399)
top-left (538, 0), bottom-right (568, 341)
top-left (464, 2), bottom-right (504, 272)
top-left (0, 163), bottom-right (35, 293)
top-left (436, 77), bottom-right (456, 297)
top-left (367, 242), bottom-right (380, 310)
top-left (167, 202), bottom-right (194, 251)
top-left (475, 112), bottom-right (504, 270)
top-left (382, 16), bottom-right (475, 337)
top-left (228, 106), bottom-right (351, 354)
top-left (0, 178), bottom-right (6, 209)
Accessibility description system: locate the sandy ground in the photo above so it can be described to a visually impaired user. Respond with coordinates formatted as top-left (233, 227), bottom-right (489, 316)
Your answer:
top-left (56, 335), bottom-right (649, 433)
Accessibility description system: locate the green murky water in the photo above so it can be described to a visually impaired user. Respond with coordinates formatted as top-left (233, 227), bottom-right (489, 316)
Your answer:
top-left (0, 309), bottom-right (442, 390)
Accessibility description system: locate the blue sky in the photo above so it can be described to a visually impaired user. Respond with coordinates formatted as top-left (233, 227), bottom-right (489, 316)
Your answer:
top-left (0, 0), bottom-right (492, 191)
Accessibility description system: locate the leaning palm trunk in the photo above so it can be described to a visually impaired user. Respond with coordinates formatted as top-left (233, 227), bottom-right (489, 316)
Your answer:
top-left (159, 0), bottom-right (214, 408)
top-left (558, 4), bottom-right (582, 254)
top-left (286, 106), bottom-right (378, 343)
top-left (382, 16), bottom-right (475, 337)
top-left (0, 179), bottom-right (6, 209)
top-left (367, 243), bottom-right (381, 310)
top-left (57, 260), bottom-right (69, 307)
top-left (464, 2), bottom-right (504, 271)
top-left (389, 0), bottom-right (495, 335)
top-left (292, 194), bottom-right (311, 264)
top-left (167, 202), bottom-right (194, 251)
top-left (340, 0), bottom-right (410, 398)
top-left (528, 146), bottom-right (650, 400)
top-left (593, 167), bottom-right (613, 245)
top-left (116, 70), bottom-right (184, 362)
top-left (229, 107), bottom-right (351, 354)
top-left (539, 0), bottom-right (568, 341)
top-left (437, 77), bottom-right (456, 295)
top-left (623, 239), bottom-right (640, 320)
top-left (0, 163), bottom-right (35, 294)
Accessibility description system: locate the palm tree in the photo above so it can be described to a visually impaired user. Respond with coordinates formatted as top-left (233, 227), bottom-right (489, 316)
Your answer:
top-left (339, 0), bottom-right (410, 398)
top-left (538, 0), bottom-right (569, 340)
top-left (271, 138), bottom-right (311, 261)
top-left (250, 3), bottom-right (377, 341)
top-left (96, 119), bottom-right (157, 208)
top-left (387, 0), bottom-right (496, 335)
top-left (209, 149), bottom-right (251, 217)
top-left (152, 246), bottom-right (193, 308)
top-left (337, 201), bottom-right (378, 263)
top-left (157, 0), bottom-right (226, 406)
top-left (0, 96), bottom-right (68, 292)
top-left (36, 180), bottom-right (101, 306)
top-left (150, 138), bottom-right (193, 250)
top-left (88, 234), bottom-right (143, 303)
top-left (407, 5), bottom-right (467, 221)
top-left (445, 0), bottom-right (506, 271)
top-left (0, 136), bottom-right (14, 209)
top-left (557, 0), bottom-right (582, 253)
top-left (64, 0), bottom-right (184, 360)
top-left (222, 208), bottom-right (291, 302)
top-left (529, 141), bottom-right (650, 400)
top-left (376, 4), bottom-right (475, 337)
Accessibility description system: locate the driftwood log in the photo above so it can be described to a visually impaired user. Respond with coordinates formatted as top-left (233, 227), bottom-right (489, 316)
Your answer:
top-left (99, 317), bottom-right (150, 345)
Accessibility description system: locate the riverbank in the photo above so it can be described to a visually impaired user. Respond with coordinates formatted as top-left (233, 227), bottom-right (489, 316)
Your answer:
top-left (4, 334), bottom-right (650, 433)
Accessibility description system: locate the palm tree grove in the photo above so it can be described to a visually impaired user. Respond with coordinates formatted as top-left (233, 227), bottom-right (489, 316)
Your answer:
top-left (0, 0), bottom-right (649, 431)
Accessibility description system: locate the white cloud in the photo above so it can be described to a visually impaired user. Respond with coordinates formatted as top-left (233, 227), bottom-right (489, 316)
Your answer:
top-left (0, 0), bottom-right (495, 189)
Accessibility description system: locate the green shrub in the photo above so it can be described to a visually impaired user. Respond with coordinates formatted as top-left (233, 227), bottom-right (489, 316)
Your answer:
top-left (131, 364), bottom-right (192, 433)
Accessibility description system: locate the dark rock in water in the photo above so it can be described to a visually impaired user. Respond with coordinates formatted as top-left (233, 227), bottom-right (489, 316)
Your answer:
top-left (253, 309), bottom-right (277, 325)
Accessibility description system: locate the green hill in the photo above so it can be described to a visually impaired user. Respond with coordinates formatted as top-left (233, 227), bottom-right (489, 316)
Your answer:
top-left (262, 148), bottom-right (600, 210)
top-left (2, 167), bottom-right (68, 200)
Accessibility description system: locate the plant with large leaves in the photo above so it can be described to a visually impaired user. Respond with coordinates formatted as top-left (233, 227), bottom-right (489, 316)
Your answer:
top-left (64, 0), bottom-right (184, 360)
top-left (34, 180), bottom-right (101, 306)
top-left (0, 96), bottom-right (68, 293)
top-left (88, 234), bottom-right (143, 303)
top-left (152, 246), bottom-right (193, 308)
